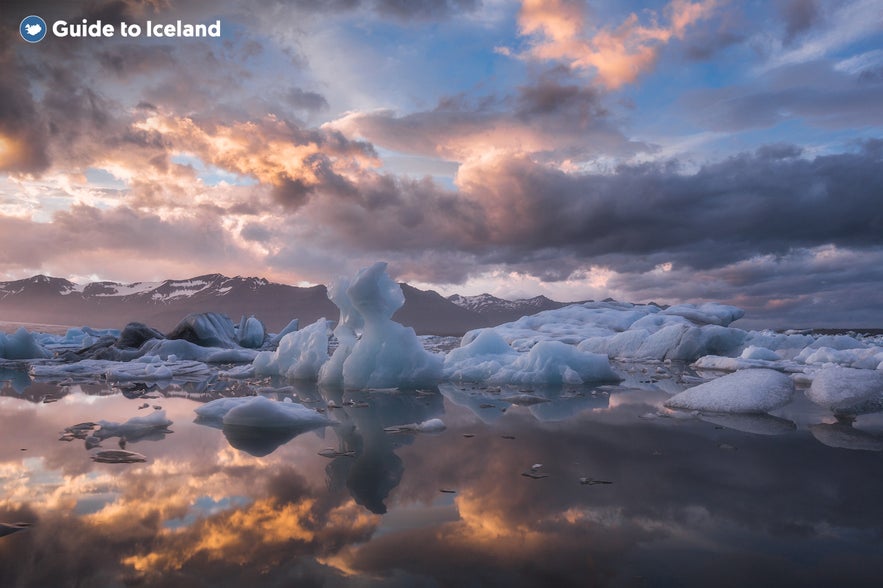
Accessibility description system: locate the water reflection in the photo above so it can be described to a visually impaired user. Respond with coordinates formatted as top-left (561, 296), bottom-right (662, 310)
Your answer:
top-left (1, 381), bottom-right (883, 587)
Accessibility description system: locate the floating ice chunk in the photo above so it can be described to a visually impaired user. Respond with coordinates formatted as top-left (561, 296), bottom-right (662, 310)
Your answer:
top-left (30, 358), bottom-right (212, 382)
top-left (0, 328), bottom-right (50, 360)
top-left (664, 369), bottom-right (795, 414)
top-left (116, 322), bottom-right (164, 349)
top-left (253, 317), bottom-right (330, 380)
top-left (692, 355), bottom-right (792, 372)
top-left (220, 395), bottom-right (329, 429)
top-left (167, 312), bottom-right (239, 348)
top-left (267, 319), bottom-right (299, 348)
top-left (660, 303), bottom-right (744, 326)
top-left (384, 418), bottom-right (446, 433)
top-left (194, 396), bottom-right (254, 425)
top-left (807, 334), bottom-right (865, 351)
top-left (340, 262), bottom-right (443, 389)
top-left (95, 410), bottom-right (172, 441)
top-left (579, 323), bottom-right (745, 362)
top-left (447, 329), bottom-right (516, 364)
top-left (740, 346), bottom-right (782, 361)
top-left (578, 329), bottom-right (649, 358)
top-left (806, 366), bottom-right (883, 415)
top-left (492, 341), bottom-right (620, 386)
top-left (133, 339), bottom-right (257, 363)
top-left (237, 315), bottom-right (266, 348)
top-left (443, 329), bottom-right (518, 382)
top-left (797, 346), bottom-right (883, 369)
top-left (91, 450), bottom-right (147, 463)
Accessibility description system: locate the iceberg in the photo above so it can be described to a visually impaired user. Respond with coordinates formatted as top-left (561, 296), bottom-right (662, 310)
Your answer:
top-left (195, 395), bottom-right (331, 456)
top-left (237, 315), bottom-right (266, 348)
top-left (665, 369), bottom-right (795, 414)
top-left (444, 329), bottom-right (619, 385)
top-left (806, 366), bottom-right (883, 415)
top-left (166, 312), bottom-right (239, 348)
top-left (221, 395), bottom-right (330, 428)
top-left (195, 395), bottom-right (329, 429)
top-left (95, 409), bottom-right (173, 442)
top-left (0, 328), bottom-right (50, 360)
top-left (253, 317), bottom-right (330, 380)
top-left (337, 262), bottom-right (442, 389)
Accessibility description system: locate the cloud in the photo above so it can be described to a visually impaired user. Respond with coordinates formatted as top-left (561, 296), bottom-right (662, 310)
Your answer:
top-left (514, 0), bottom-right (719, 88)
top-left (777, 0), bottom-right (821, 43)
top-left (683, 60), bottom-right (883, 132)
top-left (329, 74), bottom-right (649, 163)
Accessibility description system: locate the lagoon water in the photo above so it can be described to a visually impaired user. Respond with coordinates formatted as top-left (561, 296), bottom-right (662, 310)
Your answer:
top-left (2, 374), bottom-right (883, 587)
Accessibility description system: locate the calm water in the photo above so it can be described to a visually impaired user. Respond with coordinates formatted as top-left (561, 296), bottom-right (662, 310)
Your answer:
top-left (2, 373), bottom-right (883, 587)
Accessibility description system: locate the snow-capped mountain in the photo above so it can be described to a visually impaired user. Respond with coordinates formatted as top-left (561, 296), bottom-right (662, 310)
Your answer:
top-left (0, 274), bottom-right (490, 336)
top-left (447, 292), bottom-right (576, 324)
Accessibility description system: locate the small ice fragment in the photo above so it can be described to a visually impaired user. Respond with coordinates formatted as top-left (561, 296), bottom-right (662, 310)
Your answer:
top-left (521, 471), bottom-right (549, 479)
top-left (318, 448), bottom-right (356, 458)
top-left (579, 477), bottom-right (612, 485)
top-left (91, 450), bottom-right (147, 463)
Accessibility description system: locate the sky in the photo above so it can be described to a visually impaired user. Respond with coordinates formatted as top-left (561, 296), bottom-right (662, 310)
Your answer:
top-left (1, 0), bottom-right (882, 327)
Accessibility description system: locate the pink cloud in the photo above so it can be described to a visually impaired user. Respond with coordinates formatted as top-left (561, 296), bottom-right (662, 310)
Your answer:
top-left (517, 0), bottom-right (719, 88)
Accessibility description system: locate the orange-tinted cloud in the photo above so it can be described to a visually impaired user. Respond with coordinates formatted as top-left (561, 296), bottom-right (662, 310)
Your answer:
top-left (517, 0), bottom-right (719, 88)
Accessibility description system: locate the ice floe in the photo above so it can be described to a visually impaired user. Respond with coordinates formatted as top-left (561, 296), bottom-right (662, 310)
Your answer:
top-left (664, 369), bottom-right (795, 414)
top-left (806, 367), bottom-right (883, 415)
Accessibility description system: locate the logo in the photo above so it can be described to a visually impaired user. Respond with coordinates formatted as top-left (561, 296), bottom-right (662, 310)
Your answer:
top-left (20, 15), bottom-right (48, 43)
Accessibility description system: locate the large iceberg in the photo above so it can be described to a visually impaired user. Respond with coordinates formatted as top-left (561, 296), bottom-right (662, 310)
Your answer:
top-left (339, 262), bottom-right (443, 389)
top-left (246, 262), bottom-right (443, 389)
top-left (444, 330), bottom-right (619, 385)
top-left (254, 318), bottom-right (330, 380)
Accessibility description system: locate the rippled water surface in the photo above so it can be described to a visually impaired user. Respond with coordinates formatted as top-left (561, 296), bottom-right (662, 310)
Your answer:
top-left (2, 374), bottom-right (883, 587)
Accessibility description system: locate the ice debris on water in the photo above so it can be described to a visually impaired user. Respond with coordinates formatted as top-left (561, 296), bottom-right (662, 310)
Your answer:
top-left (384, 418), bottom-right (446, 434)
top-left (91, 450), bottom-right (147, 464)
top-left (665, 369), bottom-right (794, 414)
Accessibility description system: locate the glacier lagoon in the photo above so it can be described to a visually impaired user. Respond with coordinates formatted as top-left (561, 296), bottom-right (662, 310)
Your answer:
top-left (2, 262), bottom-right (883, 586)
top-left (3, 377), bottom-right (883, 587)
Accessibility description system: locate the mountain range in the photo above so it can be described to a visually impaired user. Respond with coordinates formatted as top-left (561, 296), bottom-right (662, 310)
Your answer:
top-left (0, 274), bottom-right (578, 336)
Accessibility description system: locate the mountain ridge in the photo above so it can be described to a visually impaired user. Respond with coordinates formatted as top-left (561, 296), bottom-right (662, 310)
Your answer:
top-left (0, 274), bottom-right (576, 337)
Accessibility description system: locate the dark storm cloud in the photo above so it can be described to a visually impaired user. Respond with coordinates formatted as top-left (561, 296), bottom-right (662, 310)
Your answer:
top-left (265, 139), bottom-right (883, 303)
top-left (469, 143), bottom-right (883, 270)
top-left (0, 39), bottom-right (50, 174)
top-left (777, 0), bottom-right (821, 43)
top-left (684, 61), bottom-right (883, 132)
top-left (95, 44), bottom-right (176, 76)
top-left (285, 87), bottom-right (330, 113)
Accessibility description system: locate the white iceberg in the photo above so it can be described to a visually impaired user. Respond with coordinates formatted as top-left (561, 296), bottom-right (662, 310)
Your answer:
top-left (254, 317), bottom-right (330, 380)
top-left (221, 395), bottom-right (330, 428)
top-left (338, 262), bottom-right (443, 389)
top-left (806, 366), bottom-right (883, 414)
top-left (664, 369), bottom-right (795, 414)
top-left (95, 410), bottom-right (173, 441)
top-left (444, 329), bottom-right (618, 385)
